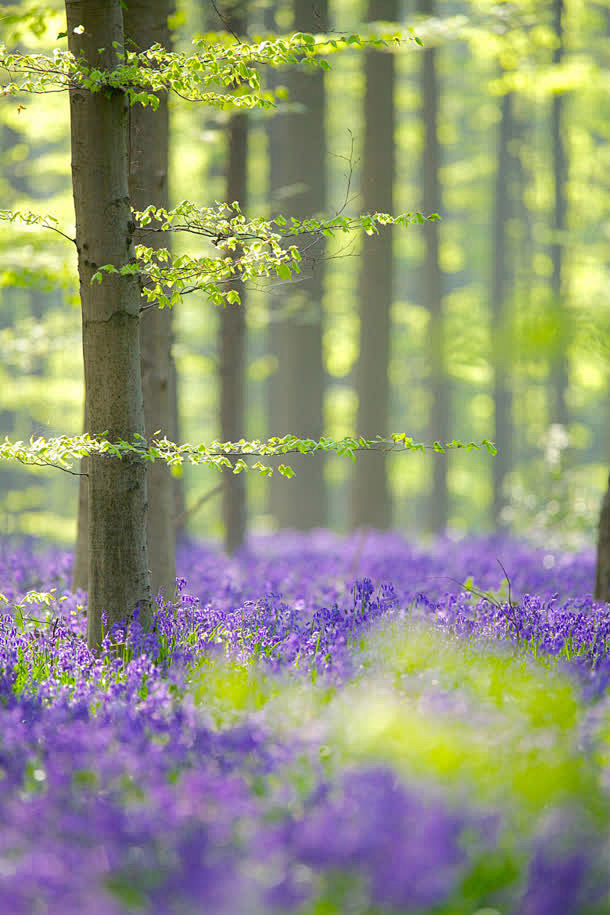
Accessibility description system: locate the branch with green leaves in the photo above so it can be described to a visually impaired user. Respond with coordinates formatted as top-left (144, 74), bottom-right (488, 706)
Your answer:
top-left (1, 28), bottom-right (420, 110)
top-left (104, 201), bottom-right (439, 309)
top-left (0, 433), bottom-right (497, 478)
top-left (1, 202), bottom-right (439, 310)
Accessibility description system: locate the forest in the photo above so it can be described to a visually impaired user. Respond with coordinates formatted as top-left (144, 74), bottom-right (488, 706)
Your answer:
top-left (0, 0), bottom-right (609, 912)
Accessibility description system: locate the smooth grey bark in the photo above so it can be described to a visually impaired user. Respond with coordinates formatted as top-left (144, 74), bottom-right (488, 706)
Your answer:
top-left (594, 8), bottom-right (610, 604)
top-left (351, 0), bottom-right (397, 531)
top-left (168, 356), bottom-right (185, 539)
top-left (550, 0), bottom-right (569, 428)
top-left (595, 473), bottom-right (610, 603)
top-left (66, 0), bottom-right (152, 651)
top-left (267, 0), bottom-right (327, 530)
top-left (73, 0), bottom-right (177, 598)
top-left (219, 7), bottom-right (248, 554)
top-left (124, 0), bottom-right (176, 599)
top-left (419, 0), bottom-right (448, 533)
top-left (72, 400), bottom-right (88, 591)
top-left (491, 87), bottom-right (514, 526)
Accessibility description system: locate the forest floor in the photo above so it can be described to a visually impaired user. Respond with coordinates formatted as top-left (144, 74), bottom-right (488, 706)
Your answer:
top-left (0, 531), bottom-right (609, 914)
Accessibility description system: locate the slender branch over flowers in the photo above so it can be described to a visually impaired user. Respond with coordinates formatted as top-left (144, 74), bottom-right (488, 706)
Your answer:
top-left (0, 433), bottom-right (497, 479)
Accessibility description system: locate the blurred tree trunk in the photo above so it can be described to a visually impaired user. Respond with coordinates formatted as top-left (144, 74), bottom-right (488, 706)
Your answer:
top-left (351, 0), bottom-right (397, 531)
top-left (594, 6), bottom-right (610, 604)
top-left (491, 87), bottom-right (514, 526)
top-left (72, 399), bottom-right (88, 591)
top-left (419, 0), bottom-right (448, 533)
top-left (73, 0), bottom-right (177, 598)
top-left (267, 0), bottom-right (327, 530)
top-left (66, 0), bottom-right (152, 650)
top-left (125, 0), bottom-right (176, 600)
top-left (595, 474), bottom-right (610, 603)
top-left (550, 0), bottom-right (569, 428)
top-left (219, 4), bottom-right (248, 554)
top-left (169, 357), bottom-right (185, 541)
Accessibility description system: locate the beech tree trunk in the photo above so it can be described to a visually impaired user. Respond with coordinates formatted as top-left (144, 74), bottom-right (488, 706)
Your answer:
top-left (72, 400), bottom-right (88, 591)
top-left (169, 356), bottom-right (185, 540)
top-left (267, 0), bottom-right (327, 530)
top-left (66, 0), bottom-right (152, 651)
top-left (73, 0), bottom-right (177, 598)
top-left (351, 0), bottom-right (397, 531)
top-left (595, 474), bottom-right (610, 603)
top-left (491, 87), bottom-right (514, 526)
top-left (419, 0), bottom-right (448, 533)
top-left (219, 5), bottom-right (248, 555)
top-left (550, 0), bottom-right (569, 428)
top-left (124, 0), bottom-right (176, 599)
top-left (594, 9), bottom-right (610, 605)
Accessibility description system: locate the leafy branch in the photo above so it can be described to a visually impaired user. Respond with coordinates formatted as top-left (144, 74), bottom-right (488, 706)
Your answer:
top-left (0, 207), bottom-right (75, 244)
top-left (1, 202), bottom-right (439, 311)
top-left (0, 433), bottom-right (497, 478)
top-left (107, 201), bottom-right (438, 309)
top-left (0, 29), bottom-right (419, 109)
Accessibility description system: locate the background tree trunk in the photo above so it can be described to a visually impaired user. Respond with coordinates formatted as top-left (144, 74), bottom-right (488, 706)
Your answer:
top-left (66, 0), bottom-right (151, 650)
top-left (595, 473), bottom-right (610, 603)
top-left (219, 3), bottom-right (248, 554)
top-left (419, 0), bottom-right (448, 534)
top-left (124, 0), bottom-right (176, 600)
top-left (351, 0), bottom-right (397, 531)
top-left (72, 400), bottom-right (88, 591)
top-left (267, 0), bottom-right (327, 531)
top-left (491, 86), bottom-right (514, 526)
top-left (550, 0), bottom-right (569, 428)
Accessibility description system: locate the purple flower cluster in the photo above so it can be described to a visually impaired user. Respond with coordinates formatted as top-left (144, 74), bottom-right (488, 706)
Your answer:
top-left (0, 531), bottom-right (609, 914)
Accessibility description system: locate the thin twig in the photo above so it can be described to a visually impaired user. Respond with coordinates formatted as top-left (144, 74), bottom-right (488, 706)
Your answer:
top-left (173, 482), bottom-right (223, 528)
top-left (209, 0), bottom-right (243, 44)
top-left (44, 224), bottom-right (76, 244)
top-left (16, 457), bottom-right (88, 477)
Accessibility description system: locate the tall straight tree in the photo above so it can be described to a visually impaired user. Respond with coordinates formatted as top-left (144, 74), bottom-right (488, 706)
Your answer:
top-left (491, 85), bottom-right (514, 526)
top-left (419, 0), bottom-right (448, 533)
top-left (219, 2), bottom-right (248, 554)
top-left (124, 0), bottom-right (176, 597)
top-left (73, 0), bottom-right (177, 598)
top-left (65, 0), bottom-right (152, 649)
top-left (550, 0), bottom-right (569, 428)
top-left (596, 473), bottom-right (610, 603)
top-left (267, 0), bottom-right (327, 530)
top-left (351, 0), bottom-right (397, 531)
top-left (594, 3), bottom-right (610, 604)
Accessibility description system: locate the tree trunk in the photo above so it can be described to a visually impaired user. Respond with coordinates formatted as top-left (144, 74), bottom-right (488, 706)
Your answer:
top-left (168, 355), bottom-right (185, 540)
top-left (419, 0), bottom-right (448, 533)
top-left (550, 0), bottom-right (569, 428)
top-left (491, 87), bottom-right (514, 526)
top-left (594, 8), bottom-right (610, 604)
top-left (66, 0), bottom-right (152, 651)
top-left (267, 0), bottom-right (327, 531)
top-left (72, 0), bottom-right (177, 599)
top-left (351, 0), bottom-right (397, 531)
top-left (219, 7), bottom-right (248, 554)
top-left (72, 399), bottom-right (88, 591)
top-left (124, 0), bottom-right (176, 600)
top-left (595, 474), bottom-right (610, 603)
